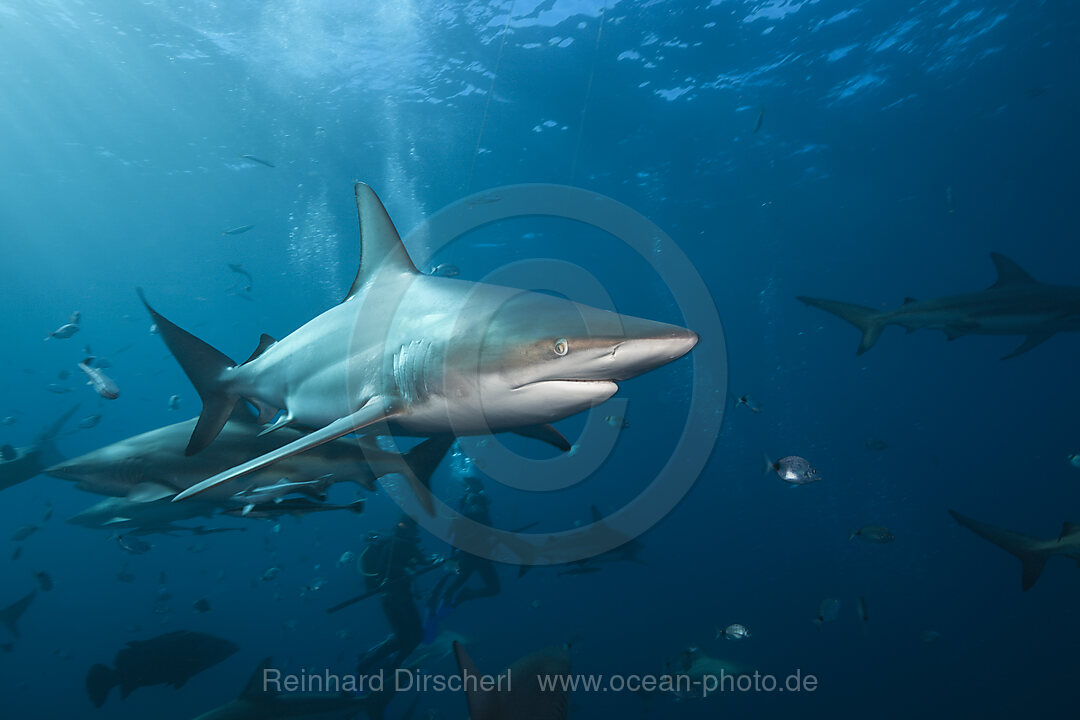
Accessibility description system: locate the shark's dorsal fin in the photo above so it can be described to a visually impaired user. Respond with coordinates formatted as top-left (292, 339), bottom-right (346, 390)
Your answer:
top-left (241, 334), bottom-right (277, 366)
top-left (902, 297), bottom-right (918, 305)
top-left (1061, 522), bottom-right (1080, 539)
top-left (241, 657), bottom-right (274, 700)
top-left (454, 642), bottom-right (499, 720)
top-left (343, 183), bottom-right (418, 302)
top-left (989, 253), bottom-right (1037, 288)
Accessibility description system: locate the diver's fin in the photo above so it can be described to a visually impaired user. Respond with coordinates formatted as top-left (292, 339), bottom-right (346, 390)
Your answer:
top-left (453, 642), bottom-right (500, 720)
top-left (512, 424), bottom-right (572, 452)
top-left (137, 289), bottom-right (238, 456)
top-left (1001, 330), bottom-right (1055, 360)
top-left (343, 183), bottom-right (419, 302)
top-left (173, 397), bottom-right (401, 502)
top-left (797, 296), bottom-right (889, 355)
top-left (949, 510), bottom-right (1051, 591)
top-left (241, 334), bottom-right (277, 365)
top-left (988, 252), bottom-right (1038, 288)
top-left (401, 435), bottom-right (455, 516)
top-left (0, 590), bottom-right (35, 639)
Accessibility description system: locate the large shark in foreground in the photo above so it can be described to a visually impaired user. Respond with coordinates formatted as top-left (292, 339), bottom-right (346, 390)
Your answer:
top-left (141, 183), bottom-right (698, 501)
top-left (949, 510), bottom-right (1080, 591)
top-left (799, 253), bottom-right (1080, 358)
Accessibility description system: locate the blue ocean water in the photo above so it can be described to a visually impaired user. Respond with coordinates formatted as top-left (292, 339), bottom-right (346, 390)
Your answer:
top-left (1, 0), bottom-right (1078, 717)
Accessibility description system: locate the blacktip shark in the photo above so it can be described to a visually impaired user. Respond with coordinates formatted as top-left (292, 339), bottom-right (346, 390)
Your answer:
top-left (454, 641), bottom-right (571, 720)
top-left (191, 657), bottom-right (369, 720)
top-left (949, 510), bottom-right (1080, 591)
top-left (46, 408), bottom-right (452, 515)
top-left (0, 405), bottom-right (78, 493)
top-left (139, 182), bottom-right (697, 502)
top-left (799, 253), bottom-right (1080, 358)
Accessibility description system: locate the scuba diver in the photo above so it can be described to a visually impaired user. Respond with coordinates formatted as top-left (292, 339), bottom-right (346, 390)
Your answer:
top-left (355, 515), bottom-right (441, 676)
top-left (428, 475), bottom-right (502, 614)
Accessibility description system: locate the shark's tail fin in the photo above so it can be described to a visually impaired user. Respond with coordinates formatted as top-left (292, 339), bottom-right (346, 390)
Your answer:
top-left (86, 662), bottom-right (118, 708)
top-left (35, 404), bottom-right (80, 466)
top-left (798, 296), bottom-right (889, 355)
top-left (0, 590), bottom-right (35, 640)
top-left (949, 510), bottom-right (1052, 591)
top-left (137, 289), bottom-right (238, 456)
top-left (400, 435), bottom-right (455, 516)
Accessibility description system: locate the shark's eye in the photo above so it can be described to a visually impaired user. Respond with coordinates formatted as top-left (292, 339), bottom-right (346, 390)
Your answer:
top-left (553, 338), bottom-right (569, 356)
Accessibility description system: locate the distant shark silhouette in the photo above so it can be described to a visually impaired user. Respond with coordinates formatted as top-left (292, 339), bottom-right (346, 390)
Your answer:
top-left (949, 510), bottom-right (1080, 590)
top-left (0, 405), bottom-right (77, 492)
top-left (799, 253), bottom-right (1080, 358)
top-left (0, 590), bottom-right (36, 644)
top-left (140, 182), bottom-right (697, 502)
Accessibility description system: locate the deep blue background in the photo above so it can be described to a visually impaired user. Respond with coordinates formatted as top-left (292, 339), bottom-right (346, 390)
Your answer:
top-left (1, 1), bottom-right (1078, 717)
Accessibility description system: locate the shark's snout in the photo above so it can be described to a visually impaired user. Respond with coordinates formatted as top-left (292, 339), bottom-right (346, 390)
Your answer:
top-left (606, 322), bottom-right (698, 380)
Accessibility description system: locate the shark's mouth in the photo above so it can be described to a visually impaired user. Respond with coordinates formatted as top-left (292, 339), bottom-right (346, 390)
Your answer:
top-left (511, 379), bottom-right (619, 396)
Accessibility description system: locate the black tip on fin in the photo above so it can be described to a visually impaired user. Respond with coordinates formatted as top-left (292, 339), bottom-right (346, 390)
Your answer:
top-left (513, 424), bottom-right (572, 452)
top-left (401, 435), bottom-right (454, 516)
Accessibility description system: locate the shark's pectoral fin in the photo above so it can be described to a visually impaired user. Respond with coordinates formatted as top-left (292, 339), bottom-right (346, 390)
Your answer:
top-left (126, 483), bottom-right (176, 503)
top-left (258, 412), bottom-right (294, 436)
top-left (173, 398), bottom-right (400, 502)
top-left (454, 642), bottom-right (500, 720)
top-left (512, 424), bottom-right (572, 452)
top-left (1001, 331), bottom-right (1055, 360)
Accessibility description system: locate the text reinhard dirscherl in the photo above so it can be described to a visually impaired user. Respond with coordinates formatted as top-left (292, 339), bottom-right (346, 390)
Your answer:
top-left (263, 668), bottom-right (819, 698)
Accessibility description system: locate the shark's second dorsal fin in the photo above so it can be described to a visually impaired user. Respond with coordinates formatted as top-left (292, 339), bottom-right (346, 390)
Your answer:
top-left (241, 658), bottom-right (274, 700)
top-left (989, 253), bottom-right (1037, 288)
top-left (241, 334), bottom-right (277, 366)
top-left (343, 183), bottom-right (418, 302)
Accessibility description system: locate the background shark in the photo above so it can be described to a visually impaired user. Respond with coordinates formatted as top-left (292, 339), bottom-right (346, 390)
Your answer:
top-left (949, 510), bottom-right (1080, 591)
top-left (0, 405), bottom-right (77, 492)
top-left (798, 253), bottom-right (1080, 358)
top-left (140, 182), bottom-right (697, 501)
top-left (46, 409), bottom-right (452, 512)
top-left (191, 657), bottom-right (370, 720)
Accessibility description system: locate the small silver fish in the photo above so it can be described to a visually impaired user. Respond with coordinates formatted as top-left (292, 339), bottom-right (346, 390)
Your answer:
top-left (429, 263), bottom-right (460, 278)
top-left (45, 323), bottom-right (79, 340)
top-left (262, 566), bottom-right (281, 582)
top-left (337, 551), bottom-right (355, 567)
top-left (814, 598), bottom-right (841, 627)
top-left (78, 358), bottom-right (119, 400)
top-left (118, 535), bottom-right (151, 554)
top-left (222, 224), bottom-right (255, 236)
top-left (856, 596), bottom-right (869, 624)
top-left (716, 623), bottom-right (751, 641)
top-left (11, 524), bottom-right (39, 541)
top-left (168, 395), bottom-right (180, 411)
top-left (736, 394), bottom-right (763, 414)
top-left (1068, 453), bottom-right (1080, 469)
top-left (763, 454), bottom-right (821, 485)
top-left (604, 415), bottom-right (630, 429)
top-left (850, 525), bottom-right (895, 544)
top-left (238, 154), bottom-right (275, 168)
top-left (192, 597), bottom-right (212, 614)
top-left (0, 416), bottom-right (16, 425)
top-left (78, 414), bottom-right (103, 429)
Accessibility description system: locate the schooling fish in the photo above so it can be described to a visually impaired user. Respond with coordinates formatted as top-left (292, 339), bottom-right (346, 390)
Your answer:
top-left (850, 524), bottom-right (895, 543)
top-left (762, 454), bottom-right (821, 485)
top-left (45, 323), bottom-right (80, 341)
top-left (222, 224), bottom-right (255, 236)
